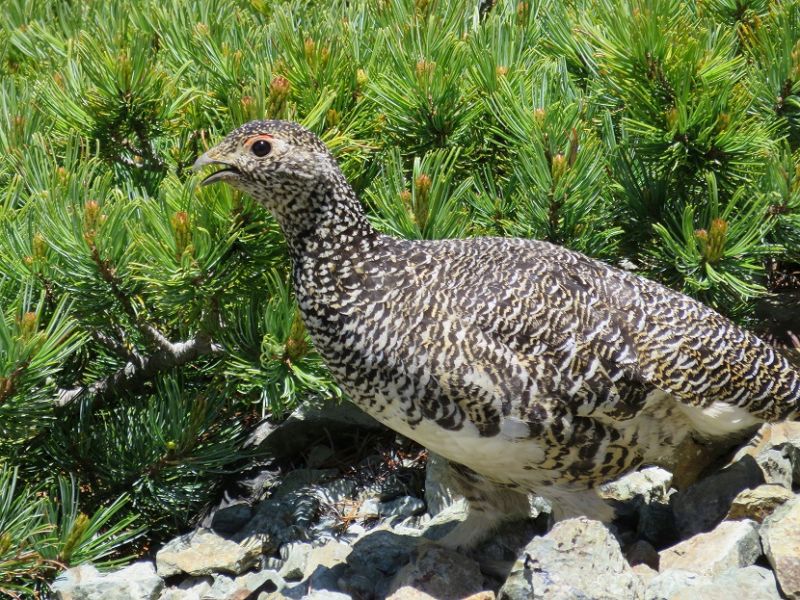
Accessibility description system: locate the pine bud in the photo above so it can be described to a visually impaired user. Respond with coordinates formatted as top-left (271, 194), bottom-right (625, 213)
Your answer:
top-left (270, 75), bottom-right (290, 99)
top-left (356, 69), bottom-right (368, 88)
top-left (285, 311), bottom-right (309, 362)
top-left (496, 66), bottom-right (509, 78)
top-left (413, 174), bottom-right (432, 231)
top-left (0, 532), bottom-right (11, 556)
top-left (171, 211), bottom-right (192, 259)
top-left (268, 76), bottom-right (291, 118)
top-left (326, 108), bottom-right (341, 127)
top-left (194, 22), bottom-right (210, 37)
top-left (59, 513), bottom-right (90, 563)
top-left (400, 189), bottom-right (412, 209)
top-left (517, 2), bottom-right (530, 24)
top-left (304, 38), bottom-right (316, 62)
top-left (696, 219), bottom-right (727, 264)
top-left (83, 200), bottom-right (102, 244)
top-left (707, 218), bottom-right (728, 263)
top-left (415, 60), bottom-right (435, 85)
top-left (533, 108), bottom-right (546, 127)
top-left (665, 107), bottom-right (678, 129)
top-left (19, 312), bottom-right (37, 341)
top-left (415, 0), bottom-right (430, 15)
top-left (792, 41), bottom-right (800, 81)
top-left (32, 232), bottom-right (47, 262)
top-left (717, 112), bottom-right (730, 132)
top-left (551, 153), bottom-right (568, 184)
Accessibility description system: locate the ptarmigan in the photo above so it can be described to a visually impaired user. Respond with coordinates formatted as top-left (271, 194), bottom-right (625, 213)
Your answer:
top-left (194, 120), bottom-right (800, 548)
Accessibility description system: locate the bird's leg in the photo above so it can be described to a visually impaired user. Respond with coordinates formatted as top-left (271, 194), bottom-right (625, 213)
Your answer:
top-left (431, 461), bottom-right (532, 551)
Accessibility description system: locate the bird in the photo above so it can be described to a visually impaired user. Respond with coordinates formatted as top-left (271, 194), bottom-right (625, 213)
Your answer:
top-left (194, 120), bottom-right (800, 549)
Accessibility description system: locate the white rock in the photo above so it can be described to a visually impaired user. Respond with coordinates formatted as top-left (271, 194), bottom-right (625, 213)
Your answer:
top-left (53, 561), bottom-right (163, 600)
top-left (659, 519), bottom-right (761, 577)
top-left (726, 484), bottom-right (794, 523)
top-left (498, 518), bottom-right (644, 600)
top-left (761, 495), bottom-right (800, 599)
top-left (671, 566), bottom-right (780, 600)
top-left (155, 528), bottom-right (262, 577)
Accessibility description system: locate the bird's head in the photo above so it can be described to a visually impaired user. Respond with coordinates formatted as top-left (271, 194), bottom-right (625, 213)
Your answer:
top-left (193, 120), bottom-right (340, 216)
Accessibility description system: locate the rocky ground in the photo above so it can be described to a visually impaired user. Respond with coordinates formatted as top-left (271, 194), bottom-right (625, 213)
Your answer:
top-left (53, 402), bottom-right (800, 600)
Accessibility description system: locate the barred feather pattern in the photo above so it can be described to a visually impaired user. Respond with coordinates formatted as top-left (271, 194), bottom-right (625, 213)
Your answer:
top-left (197, 120), bottom-right (800, 525)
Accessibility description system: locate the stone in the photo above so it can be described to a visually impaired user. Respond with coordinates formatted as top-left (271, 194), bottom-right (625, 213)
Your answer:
top-left (156, 529), bottom-right (263, 577)
top-left (425, 453), bottom-right (457, 517)
top-left (632, 564), bottom-right (658, 587)
top-left (53, 561), bottom-right (163, 600)
top-left (251, 401), bottom-right (383, 460)
top-left (306, 444), bottom-right (334, 468)
top-left (645, 569), bottom-right (709, 600)
top-left (379, 495), bottom-right (426, 518)
top-left (358, 497), bottom-right (381, 519)
top-left (344, 526), bottom-right (421, 598)
top-left (670, 566), bottom-right (781, 600)
top-left (756, 449), bottom-right (794, 489)
top-left (625, 540), bottom-right (660, 570)
top-left (761, 495), bottom-right (800, 599)
top-left (726, 484), bottom-right (793, 523)
top-left (659, 519), bottom-right (761, 577)
top-left (209, 502), bottom-right (253, 535)
top-left (269, 469), bottom-right (339, 499)
top-left (158, 576), bottom-right (213, 600)
top-left (386, 545), bottom-right (484, 600)
top-left (671, 455), bottom-right (764, 538)
top-left (497, 518), bottom-right (644, 600)
top-left (601, 467), bottom-right (673, 504)
top-left (278, 543), bottom-right (312, 581)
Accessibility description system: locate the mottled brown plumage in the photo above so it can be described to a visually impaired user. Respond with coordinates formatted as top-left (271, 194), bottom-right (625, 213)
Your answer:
top-left (194, 120), bottom-right (800, 547)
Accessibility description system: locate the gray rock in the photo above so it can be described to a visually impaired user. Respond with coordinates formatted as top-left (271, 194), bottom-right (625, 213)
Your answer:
top-left (601, 467), bottom-right (673, 504)
top-left (761, 495), bottom-right (800, 599)
top-left (306, 444), bottom-right (334, 468)
top-left (757, 449), bottom-right (794, 489)
top-left (314, 478), bottom-right (357, 507)
top-left (53, 561), bottom-right (163, 600)
top-left (356, 472), bottom-right (410, 503)
top-left (158, 576), bottom-right (212, 600)
top-left (425, 453), bottom-right (457, 517)
top-left (156, 529), bottom-right (263, 577)
top-left (386, 545), bottom-right (484, 600)
top-left (251, 401), bottom-right (383, 459)
top-left (380, 496), bottom-right (426, 518)
top-left (671, 566), bottom-right (781, 600)
top-left (235, 569), bottom-right (284, 595)
top-left (726, 484), bottom-right (793, 523)
top-left (278, 541), bottom-right (352, 599)
top-left (734, 422), bottom-right (800, 486)
top-left (279, 543), bottom-right (312, 581)
top-left (645, 569), bottom-right (710, 600)
top-left (625, 540), bottom-right (660, 570)
top-left (269, 469), bottom-right (339, 499)
top-left (632, 564), bottom-right (658, 588)
top-left (241, 496), bottom-right (314, 546)
top-left (497, 518), bottom-right (644, 600)
top-left (358, 497), bottom-right (381, 519)
top-left (209, 502), bottom-right (253, 535)
top-left (659, 519), bottom-right (761, 577)
top-left (671, 455), bottom-right (764, 538)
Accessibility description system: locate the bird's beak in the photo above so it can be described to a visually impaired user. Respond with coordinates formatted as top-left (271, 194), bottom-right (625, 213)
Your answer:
top-left (193, 149), bottom-right (241, 186)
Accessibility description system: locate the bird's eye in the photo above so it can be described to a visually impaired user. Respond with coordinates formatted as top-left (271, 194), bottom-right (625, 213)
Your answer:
top-left (251, 139), bottom-right (272, 157)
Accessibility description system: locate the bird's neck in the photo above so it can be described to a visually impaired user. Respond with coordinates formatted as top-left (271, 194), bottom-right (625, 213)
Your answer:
top-left (273, 170), bottom-right (377, 260)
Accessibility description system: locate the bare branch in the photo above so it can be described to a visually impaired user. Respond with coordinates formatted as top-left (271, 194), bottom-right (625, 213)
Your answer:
top-left (56, 331), bottom-right (222, 408)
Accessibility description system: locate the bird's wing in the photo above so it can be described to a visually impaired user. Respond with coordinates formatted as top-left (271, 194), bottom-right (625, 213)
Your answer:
top-left (427, 238), bottom-right (800, 425)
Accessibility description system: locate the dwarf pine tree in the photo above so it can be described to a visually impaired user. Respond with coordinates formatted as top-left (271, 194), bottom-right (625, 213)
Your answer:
top-left (0, 0), bottom-right (798, 594)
